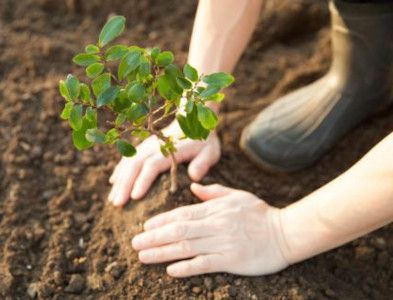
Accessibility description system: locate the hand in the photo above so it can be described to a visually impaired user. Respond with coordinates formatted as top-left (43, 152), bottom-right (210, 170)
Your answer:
top-left (108, 122), bottom-right (221, 206)
top-left (131, 183), bottom-right (289, 277)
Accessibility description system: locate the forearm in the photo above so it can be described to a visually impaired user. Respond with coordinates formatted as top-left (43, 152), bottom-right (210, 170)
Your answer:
top-left (188, 0), bottom-right (263, 112)
top-left (279, 132), bottom-right (393, 264)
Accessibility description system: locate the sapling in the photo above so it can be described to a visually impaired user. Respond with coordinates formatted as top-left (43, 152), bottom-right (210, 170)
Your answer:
top-left (59, 15), bottom-right (234, 193)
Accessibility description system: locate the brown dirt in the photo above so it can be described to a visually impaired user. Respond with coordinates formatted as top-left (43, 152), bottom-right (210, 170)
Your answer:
top-left (1, 0), bottom-right (393, 299)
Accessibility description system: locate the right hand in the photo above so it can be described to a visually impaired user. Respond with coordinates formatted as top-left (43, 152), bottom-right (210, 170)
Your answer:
top-left (108, 122), bottom-right (221, 206)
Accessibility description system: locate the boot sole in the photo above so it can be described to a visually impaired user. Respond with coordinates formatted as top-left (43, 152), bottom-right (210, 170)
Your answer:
top-left (239, 125), bottom-right (302, 174)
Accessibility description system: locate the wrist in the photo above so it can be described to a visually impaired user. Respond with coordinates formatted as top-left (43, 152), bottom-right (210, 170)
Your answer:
top-left (267, 207), bottom-right (292, 266)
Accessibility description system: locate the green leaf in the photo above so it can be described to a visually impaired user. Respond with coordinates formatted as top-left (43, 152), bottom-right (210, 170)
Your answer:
top-left (98, 15), bottom-right (126, 47)
top-left (59, 80), bottom-right (71, 101)
top-left (115, 113), bottom-right (126, 126)
top-left (165, 64), bottom-right (182, 79)
top-left (72, 53), bottom-right (100, 67)
top-left (116, 140), bottom-right (136, 157)
top-left (164, 64), bottom-right (183, 95)
top-left (155, 51), bottom-right (174, 67)
top-left (185, 100), bottom-right (194, 114)
top-left (176, 77), bottom-right (192, 90)
top-left (86, 62), bottom-right (105, 78)
top-left (105, 128), bottom-right (119, 144)
top-left (69, 104), bottom-right (83, 130)
top-left (131, 129), bottom-right (150, 139)
top-left (202, 72), bottom-right (234, 88)
top-left (85, 44), bottom-right (100, 54)
top-left (150, 47), bottom-right (160, 60)
top-left (177, 105), bottom-right (209, 140)
top-left (112, 89), bottom-right (131, 112)
top-left (200, 85), bottom-right (220, 98)
top-left (160, 139), bottom-right (176, 157)
top-left (80, 83), bottom-right (92, 104)
top-left (85, 128), bottom-right (106, 143)
top-left (205, 92), bottom-right (225, 102)
top-left (92, 73), bottom-right (111, 97)
top-left (84, 107), bottom-right (97, 127)
top-left (125, 103), bottom-right (148, 122)
top-left (105, 45), bottom-right (129, 61)
top-left (127, 82), bottom-right (146, 102)
top-left (118, 50), bottom-right (142, 80)
top-left (97, 86), bottom-right (120, 107)
top-left (183, 64), bottom-right (198, 82)
top-left (71, 113), bottom-right (96, 151)
top-left (138, 61), bottom-right (151, 78)
top-left (60, 102), bottom-right (73, 120)
top-left (157, 74), bottom-right (181, 102)
top-left (196, 103), bottom-right (218, 130)
top-left (65, 74), bottom-right (80, 100)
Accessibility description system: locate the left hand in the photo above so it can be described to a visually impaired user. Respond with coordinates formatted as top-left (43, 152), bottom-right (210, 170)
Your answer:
top-left (131, 183), bottom-right (289, 277)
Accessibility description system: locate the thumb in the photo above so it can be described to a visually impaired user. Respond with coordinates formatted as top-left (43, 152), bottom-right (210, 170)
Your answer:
top-left (190, 183), bottom-right (235, 201)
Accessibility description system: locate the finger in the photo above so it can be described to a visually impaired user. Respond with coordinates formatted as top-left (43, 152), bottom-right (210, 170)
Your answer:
top-left (167, 254), bottom-right (224, 277)
top-left (130, 155), bottom-right (171, 200)
top-left (188, 141), bottom-right (220, 181)
top-left (138, 237), bottom-right (218, 264)
top-left (111, 159), bottom-right (143, 206)
top-left (133, 220), bottom-right (216, 250)
top-left (190, 183), bottom-right (235, 201)
top-left (109, 157), bottom-right (130, 185)
top-left (109, 136), bottom-right (157, 186)
top-left (144, 200), bottom-right (216, 230)
top-left (109, 163), bottom-right (120, 184)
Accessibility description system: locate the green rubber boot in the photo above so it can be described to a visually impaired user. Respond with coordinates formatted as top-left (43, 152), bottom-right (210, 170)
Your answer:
top-left (240, 0), bottom-right (393, 172)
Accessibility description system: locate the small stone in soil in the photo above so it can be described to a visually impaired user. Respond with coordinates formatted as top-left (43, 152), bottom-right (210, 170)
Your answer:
top-left (53, 271), bottom-right (63, 285)
top-left (372, 237), bottom-right (387, 251)
top-left (325, 288), bottom-right (336, 298)
top-left (192, 286), bottom-right (202, 295)
top-left (65, 274), bottom-right (85, 294)
top-left (27, 283), bottom-right (38, 299)
top-left (105, 261), bottom-right (126, 279)
top-left (234, 278), bottom-right (242, 286)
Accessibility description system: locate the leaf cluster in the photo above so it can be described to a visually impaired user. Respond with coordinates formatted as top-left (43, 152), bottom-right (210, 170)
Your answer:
top-left (59, 15), bottom-right (234, 157)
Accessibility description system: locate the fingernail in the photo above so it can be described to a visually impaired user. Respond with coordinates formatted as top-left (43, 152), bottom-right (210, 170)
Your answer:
top-left (108, 191), bottom-right (114, 202)
top-left (139, 250), bottom-right (152, 262)
top-left (190, 182), bottom-right (201, 190)
top-left (166, 265), bottom-right (177, 276)
top-left (132, 235), bottom-right (142, 249)
top-left (113, 192), bottom-right (121, 206)
top-left (131, 190), bottom-right (141, 200)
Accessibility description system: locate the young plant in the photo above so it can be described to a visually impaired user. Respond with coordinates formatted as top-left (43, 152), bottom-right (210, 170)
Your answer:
top-left (59, 15), bottom-right (234, 193)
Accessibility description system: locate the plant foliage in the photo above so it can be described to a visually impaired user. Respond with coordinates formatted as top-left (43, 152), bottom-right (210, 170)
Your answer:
top-left (59, 15), bottom-right (234, 162)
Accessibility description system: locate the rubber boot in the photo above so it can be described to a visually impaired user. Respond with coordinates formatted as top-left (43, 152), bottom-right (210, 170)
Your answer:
top-left (240, 0), bottom-right (393, 172)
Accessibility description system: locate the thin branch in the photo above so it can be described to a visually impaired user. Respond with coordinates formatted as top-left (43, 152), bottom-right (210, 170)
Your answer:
top-left (153, 110), bottom-right (177, 126)
top-left (152, 104), bottom-right (167, 116)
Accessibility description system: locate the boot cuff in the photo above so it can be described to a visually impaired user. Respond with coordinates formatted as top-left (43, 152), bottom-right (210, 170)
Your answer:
top-left (332, 0), bottom-right (393, 17)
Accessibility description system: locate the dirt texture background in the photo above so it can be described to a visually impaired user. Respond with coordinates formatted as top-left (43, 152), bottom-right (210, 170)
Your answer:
top-left (0, 0), bottom-right (393, 299)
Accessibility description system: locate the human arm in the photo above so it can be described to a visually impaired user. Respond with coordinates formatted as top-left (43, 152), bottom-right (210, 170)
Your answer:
top-left (188, 0), bottom-right (263, 112)
top-left (280, 132), bottom-right (393, 264)
top-left (131, 133), bottom-right (393, 277)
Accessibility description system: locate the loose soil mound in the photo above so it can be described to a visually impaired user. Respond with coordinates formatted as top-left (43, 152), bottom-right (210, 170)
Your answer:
top-left (1, 0), bottom-right (392, 298)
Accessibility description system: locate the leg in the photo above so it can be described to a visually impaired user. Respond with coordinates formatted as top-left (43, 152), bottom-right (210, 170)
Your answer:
top-left (240, 0), bottom-right (393, 172)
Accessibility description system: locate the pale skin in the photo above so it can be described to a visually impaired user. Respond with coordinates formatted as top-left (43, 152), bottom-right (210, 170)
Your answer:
top-left (110, 0), bottom-right (393, 277)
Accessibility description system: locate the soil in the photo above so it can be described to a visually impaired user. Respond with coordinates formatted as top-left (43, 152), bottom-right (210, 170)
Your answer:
top-left (1, 0), bottom-right (393, 299)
